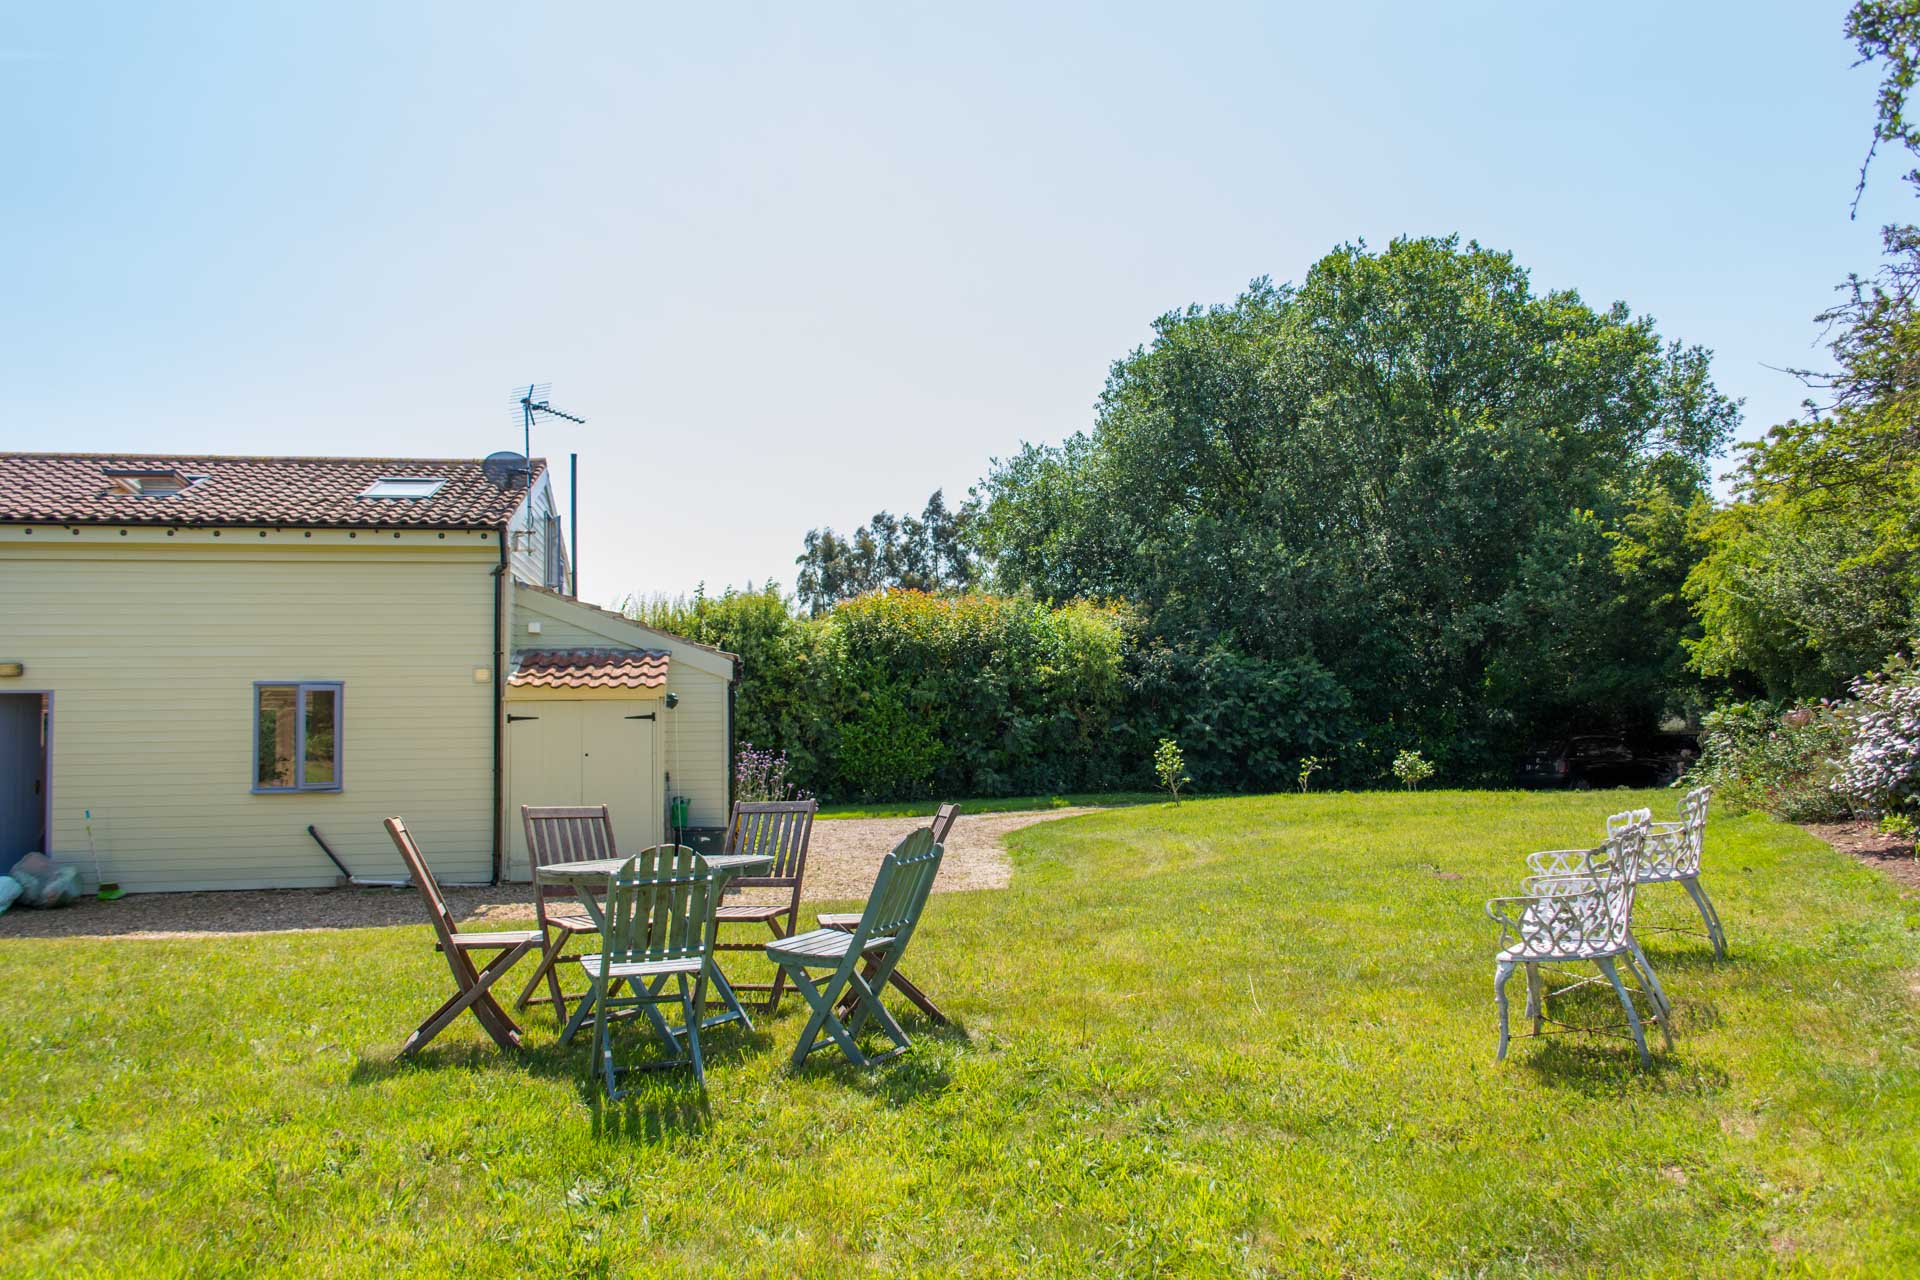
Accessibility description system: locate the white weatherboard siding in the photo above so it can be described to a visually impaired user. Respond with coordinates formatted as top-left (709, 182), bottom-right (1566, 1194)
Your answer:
top-left (511, 585), bottom-right (734, 830)
top-left (0, 528), bottom-right (502, 891)
top-left (508, 473), bottom-right (569, 593)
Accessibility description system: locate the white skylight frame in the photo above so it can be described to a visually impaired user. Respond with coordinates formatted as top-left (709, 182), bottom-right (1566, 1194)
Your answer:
top-left (359, 476), bottom-right (447, 500)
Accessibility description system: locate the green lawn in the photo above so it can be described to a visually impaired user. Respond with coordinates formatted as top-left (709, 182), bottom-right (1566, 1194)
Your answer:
top-left (815, 790), bottom-right (1162, 819)
top-left (2, 791), bottom-right (1917, 1277)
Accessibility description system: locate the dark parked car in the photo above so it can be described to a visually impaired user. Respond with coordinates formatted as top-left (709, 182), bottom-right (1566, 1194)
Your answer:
top-left (1517, 732), bottom-right (1698, 789)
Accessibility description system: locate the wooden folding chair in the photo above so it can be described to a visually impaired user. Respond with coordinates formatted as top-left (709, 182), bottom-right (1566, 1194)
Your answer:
top-left (515, 805), bottom-right (619, 1023)
top-left (712, 799), bottom-right (817, 1013)
top-left (385, 817), bottom-right (542, 1057)
top-left (818, 803), bottom-right (958, 1024)
top-left (558, 846), bottom-right (723, 1096)
top-left (766, 828), bottom-right (946, 1070)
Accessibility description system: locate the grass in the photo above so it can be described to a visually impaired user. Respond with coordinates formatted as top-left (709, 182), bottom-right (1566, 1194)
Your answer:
top-left (2, 790), bottom-right (1917, 1277)
top-left (815, 790), bottom-right (1162, 819)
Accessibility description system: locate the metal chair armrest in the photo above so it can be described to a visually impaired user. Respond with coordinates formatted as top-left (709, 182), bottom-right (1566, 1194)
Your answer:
top-left (1524, 847), bottom-right (1606, 878)
top-left (1520, 871), bottom-right (1597, 901)
top-left (1485, 894), bottom-right (1541, 947)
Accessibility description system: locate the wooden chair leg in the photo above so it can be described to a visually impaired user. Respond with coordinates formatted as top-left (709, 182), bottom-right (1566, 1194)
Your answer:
top-left (464, 944), bottom-right (533, 1050)
top-left (405, 941), bottom-right (534, 1056)
top-left (763, 914), bottom-right (793, 1014)
top-left (883, 969), bottom-right (948, 1025)
top-left (514, 926), bottom-right (573, 1015)
top-left (784, 964), bottom-right (868, 1070)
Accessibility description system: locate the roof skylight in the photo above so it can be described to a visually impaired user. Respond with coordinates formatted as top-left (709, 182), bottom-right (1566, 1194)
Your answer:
top-left (359, 477), bottom-right (446, 499)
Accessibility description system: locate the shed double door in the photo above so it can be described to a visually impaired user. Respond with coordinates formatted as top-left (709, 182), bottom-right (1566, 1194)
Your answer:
top-left (507, 701), bottom-right (660, 879)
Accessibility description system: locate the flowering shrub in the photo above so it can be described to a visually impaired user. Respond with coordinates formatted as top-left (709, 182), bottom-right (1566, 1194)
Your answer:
top-left (1391, 749), bottom-right (1436, 790)
top-left (1835, 667), bottom-right (1920, 819)
top-left (734, 742), bottom-right (810, 804)
top-left (1154, 738), bottom-right (1190, 804)
top-left (1684, 699), bottom-right (1853, 821)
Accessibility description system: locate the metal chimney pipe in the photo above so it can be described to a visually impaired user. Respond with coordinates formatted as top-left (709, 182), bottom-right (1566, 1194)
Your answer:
top-left (569, 451), bottom-right (579, 597)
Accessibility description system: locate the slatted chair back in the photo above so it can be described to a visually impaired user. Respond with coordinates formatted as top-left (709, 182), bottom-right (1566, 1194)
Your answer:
top-left (522, 805), bottom-right (620, 910)
top-left (929, 803), bottom-right (960, 846)
top-left (600, 845), bottom-right (718, 970)
top-left (385, 817), bottom-right (462, 950)
top-left (723, 800), bottom-right (817, 888)
top-left (848, 827), bottom-right (945, 953)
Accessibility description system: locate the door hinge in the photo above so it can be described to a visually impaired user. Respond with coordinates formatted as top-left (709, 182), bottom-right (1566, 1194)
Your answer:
top-left (624, 713), bottom-right (657, 721)
top-left (507, 714), bottom-right (540, 723)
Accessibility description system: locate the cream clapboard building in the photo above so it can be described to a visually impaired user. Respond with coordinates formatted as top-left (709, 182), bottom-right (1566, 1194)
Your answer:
top-left (0, 453), bottom-right (737, 892)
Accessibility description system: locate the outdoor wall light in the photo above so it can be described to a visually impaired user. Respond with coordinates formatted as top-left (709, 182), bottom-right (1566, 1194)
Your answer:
top-left (473, 667), bottom-right (490, 684)
top-left (664, 692), bottom-right (679, 709)
top-left (0, 662), bottom-right (23, 678)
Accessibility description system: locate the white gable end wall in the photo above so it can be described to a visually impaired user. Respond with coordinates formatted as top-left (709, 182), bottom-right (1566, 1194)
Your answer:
top-left (510, 585), bottom-right (735, 828)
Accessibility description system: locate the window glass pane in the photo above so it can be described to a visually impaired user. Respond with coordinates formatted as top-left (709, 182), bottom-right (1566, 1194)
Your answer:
top-left (256, 686), bottom-right (297, 788)
top-left (304, 687), bottom-right (337, 786)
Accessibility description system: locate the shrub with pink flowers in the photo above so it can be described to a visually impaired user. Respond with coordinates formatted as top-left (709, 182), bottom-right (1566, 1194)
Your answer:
top-left (1834, 665), bottom-right (1920, 819)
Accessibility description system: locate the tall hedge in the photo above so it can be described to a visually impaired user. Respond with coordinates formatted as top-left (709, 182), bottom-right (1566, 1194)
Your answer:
top-left (626, 586), bottom-right (1365, 802)
top-left (807, 592), bottom-right (1128, 799)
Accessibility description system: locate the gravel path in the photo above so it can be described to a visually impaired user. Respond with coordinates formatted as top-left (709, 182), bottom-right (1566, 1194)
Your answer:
top-left (0, 808), bottom-right (1102, 941)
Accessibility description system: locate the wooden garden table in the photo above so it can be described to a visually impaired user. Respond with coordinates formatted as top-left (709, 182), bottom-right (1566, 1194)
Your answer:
top-left (538, 853), bottom-right (773, 1031)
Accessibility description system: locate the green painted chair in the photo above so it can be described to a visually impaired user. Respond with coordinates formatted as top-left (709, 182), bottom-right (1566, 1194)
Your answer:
top-left (558, 845), bottom-right (724, 1096)
top-left (765, 828), bottom-right (945, 1070)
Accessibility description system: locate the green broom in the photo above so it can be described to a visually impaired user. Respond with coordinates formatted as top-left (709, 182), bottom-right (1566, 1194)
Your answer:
top-left (85, 809), bottom-right (122, 901)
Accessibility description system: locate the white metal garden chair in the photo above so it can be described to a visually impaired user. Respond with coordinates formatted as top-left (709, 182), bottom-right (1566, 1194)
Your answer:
top-left (1488, 811), bottom-right (1673, 1067)
top-left (1528, 790), bottom-right (1724, 959)
top-left (1621, 786), bottom-right (1723, 958)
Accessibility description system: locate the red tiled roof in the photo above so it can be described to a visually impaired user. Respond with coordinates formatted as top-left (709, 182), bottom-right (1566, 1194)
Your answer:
top-left (510, 649), bottom-right (671, 690)
top-left (0, 453), bottom-right (544, 528)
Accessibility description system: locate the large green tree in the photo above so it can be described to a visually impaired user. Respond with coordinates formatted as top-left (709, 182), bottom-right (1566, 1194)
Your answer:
top-left (1683, 2), bottom-right (1920, 697)
top-left (982, 236), bottom-right (1737, 778)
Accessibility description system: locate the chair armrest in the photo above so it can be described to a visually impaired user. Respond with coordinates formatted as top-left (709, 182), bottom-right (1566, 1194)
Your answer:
top-left (1524, 847), bottom-right (1606, 878)
top-left (1521, 872), bottom-right (1602, 897)
top-left (1485, 894), bottom-right (1541, 947)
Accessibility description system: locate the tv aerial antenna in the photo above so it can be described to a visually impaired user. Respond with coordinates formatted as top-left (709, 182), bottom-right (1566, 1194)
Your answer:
top-left (513, 382), bottom-right (587, 492)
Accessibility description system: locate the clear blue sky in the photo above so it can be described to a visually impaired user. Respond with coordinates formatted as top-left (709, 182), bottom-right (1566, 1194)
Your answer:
top-left (0, 2), bottom-right (1904, 603)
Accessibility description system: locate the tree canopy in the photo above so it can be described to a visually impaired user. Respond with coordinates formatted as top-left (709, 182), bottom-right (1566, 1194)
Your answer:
top-left (980, 236), bottom-right (1737, 775)
top-left (1682, 2), bottom-right (1920, 698)
top-left (795, 489), bottom-right (980, 616)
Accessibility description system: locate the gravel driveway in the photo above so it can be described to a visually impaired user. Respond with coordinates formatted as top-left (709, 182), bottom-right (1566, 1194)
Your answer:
top-left (0, 808), bottom-right (1102, 941)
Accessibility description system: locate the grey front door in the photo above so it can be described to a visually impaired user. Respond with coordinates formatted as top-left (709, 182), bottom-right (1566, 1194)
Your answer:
top-left (0, 695), bottom-right (46, 872)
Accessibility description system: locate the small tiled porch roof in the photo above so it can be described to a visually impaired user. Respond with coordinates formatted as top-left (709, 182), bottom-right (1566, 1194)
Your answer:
top-left (509, 648), bottom-right (671, 691)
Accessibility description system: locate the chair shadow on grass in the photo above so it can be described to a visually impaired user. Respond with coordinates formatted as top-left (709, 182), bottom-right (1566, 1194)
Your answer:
top-left (1509, 980), bottom-right (1734, 1097)
top-left (792, 1013), bottom-right (971, 1108)
top-left (348, 979), bottom-right (971, 1125)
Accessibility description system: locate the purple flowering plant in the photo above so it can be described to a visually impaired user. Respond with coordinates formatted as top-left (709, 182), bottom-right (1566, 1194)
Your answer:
top-left (734, 742), bottom-right (811, 804)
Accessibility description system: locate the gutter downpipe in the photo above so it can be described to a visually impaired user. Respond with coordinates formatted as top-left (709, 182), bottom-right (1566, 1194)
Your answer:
top-left (491, 531), bottom-right (507, 886)
top-left (727, 655), bottom-right (741, 809)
